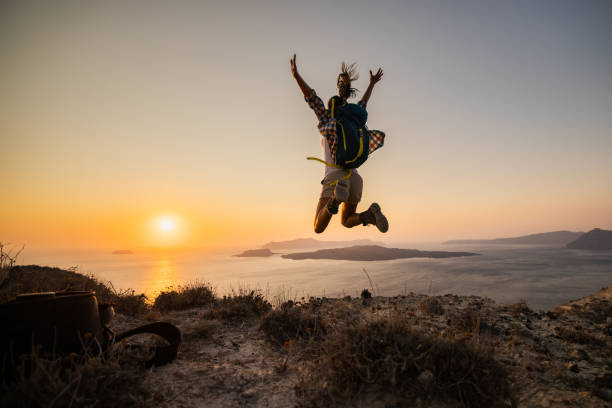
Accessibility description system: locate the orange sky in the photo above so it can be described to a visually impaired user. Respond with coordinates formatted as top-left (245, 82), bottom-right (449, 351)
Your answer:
top-left (1, 1), bottom-right (611, 251)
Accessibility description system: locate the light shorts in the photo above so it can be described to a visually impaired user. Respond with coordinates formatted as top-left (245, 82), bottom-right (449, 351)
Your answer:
top-left (320, 169), bottom-right (363, 205)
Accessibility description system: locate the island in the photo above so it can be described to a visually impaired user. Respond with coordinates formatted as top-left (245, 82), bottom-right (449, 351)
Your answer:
top-left (443, 230), bottom-right (583, 246)
top-left (567, 228), bottom-right (612, 250)
top-left (281, 245), bottom-right (478, 261)
top-left (262, 238), bottom-right (382, 250)
top-left (234, 248), bottom-right (275, 258)
top-left (112, 250), bottom-right (133, 255)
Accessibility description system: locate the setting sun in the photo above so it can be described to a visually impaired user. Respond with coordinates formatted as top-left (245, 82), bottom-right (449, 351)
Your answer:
top-left (147, 214), bottom-right (187, 248)
top-left (158, 217), bottom-right (176, 232)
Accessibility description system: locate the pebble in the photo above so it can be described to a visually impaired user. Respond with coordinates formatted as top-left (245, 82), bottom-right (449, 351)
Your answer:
top-left (241, 388), bottom-right (257, 398)
top-left (417, 370), bottom-right (434, 387)
top-left (569, 348), bottom-right (590, 361)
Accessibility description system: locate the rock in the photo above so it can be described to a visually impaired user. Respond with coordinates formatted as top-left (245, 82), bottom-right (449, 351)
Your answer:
top-left (418, 370), bottom-right (434, 388)
top-left (242, 389), bottom-right (257, 398)
top-left (526, 361), bottom-right (543, 372)
top-left (568, 362), bottom-right (579, 373)
top-left (569, 348), bottom-right (590, 361)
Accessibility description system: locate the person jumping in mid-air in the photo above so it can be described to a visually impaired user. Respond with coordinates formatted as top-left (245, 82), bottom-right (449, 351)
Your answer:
top-left (290, 54), bottom-right (388, 234)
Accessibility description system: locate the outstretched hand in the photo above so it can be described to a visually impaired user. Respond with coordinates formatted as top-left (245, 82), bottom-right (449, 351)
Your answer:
top-left (290, 54), bottom-right (298, 78)
top-left (369, 68), bottom-right (383, 84)
top-left (290, 53), bottom-right (312, 98)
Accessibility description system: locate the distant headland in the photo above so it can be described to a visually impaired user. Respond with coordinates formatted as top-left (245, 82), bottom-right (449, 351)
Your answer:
top-left (281, 245), bottom-right (478, 261)
top-left (234, 249), bottom-right (275, 258)
top-left (443, 230), bottom-right (583, 246)
top-left (111, 250), bottom-right (133, 255)
top-left (567, 228), bottom-right (612, 250)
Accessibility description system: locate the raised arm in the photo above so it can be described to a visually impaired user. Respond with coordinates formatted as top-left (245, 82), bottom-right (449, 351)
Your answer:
top-left (291, 54), bottom-right (314, 98)
top-left (359, 68), bottom-right (383, 107)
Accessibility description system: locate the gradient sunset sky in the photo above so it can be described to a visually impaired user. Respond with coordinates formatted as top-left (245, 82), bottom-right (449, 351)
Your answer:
top-left (1, 0), bottom-right (611, 250)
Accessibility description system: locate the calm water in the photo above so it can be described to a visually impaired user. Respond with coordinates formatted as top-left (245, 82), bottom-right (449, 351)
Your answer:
top-left (19, 244), bottom-right (612, 311)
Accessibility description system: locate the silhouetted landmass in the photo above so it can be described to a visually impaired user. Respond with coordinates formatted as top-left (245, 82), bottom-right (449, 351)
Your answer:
top-left (443, 230), bottom-right (583, 245)
top-left (281, 245), bottom-right (478, 261)
top-left (567, 228), bottom-right (612, 250)
top-left (112, 250), bottom-right (133, 255)
top-left (234, 249), bottom-right (275, 258)
top-left (263, 238), bottom-right (381, 250)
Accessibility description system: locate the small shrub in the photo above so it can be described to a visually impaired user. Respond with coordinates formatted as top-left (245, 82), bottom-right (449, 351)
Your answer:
top-left (554, 325), bottom-right (605, 346)
top-left (111, 288), bottom-right (149, 317)
top-left (360, 289), bottom-right (372, 299)
top-left (449, 308), bottom-right (481, 333)
top-left (260, 304), bottom-right (326, 346)
top-left (448, 307), bottom-right (500, 342)
top-left (296, 317), bottom-right (514, 407)
top-left (153, 282), bottom-right (215, 312)
top-left (418, 296), bottom-right (443, 315)
top-left (1, 349), bottom-right (151, 407)
top-left (204, 289), bottom-right (271, 321)
top-left (504, 301), bottom-right (532, 317)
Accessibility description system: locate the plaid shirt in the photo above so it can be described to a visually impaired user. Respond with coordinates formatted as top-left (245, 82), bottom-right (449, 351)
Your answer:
top-left (305, 90), bottom-right (385, 162)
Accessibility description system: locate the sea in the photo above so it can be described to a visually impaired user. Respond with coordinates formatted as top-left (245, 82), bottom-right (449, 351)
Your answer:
top-left (18, 243), bottom-right (612, 311)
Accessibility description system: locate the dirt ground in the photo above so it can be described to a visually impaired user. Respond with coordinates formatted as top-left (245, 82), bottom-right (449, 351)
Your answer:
top-left (111, 284), bottom-right (612, 408)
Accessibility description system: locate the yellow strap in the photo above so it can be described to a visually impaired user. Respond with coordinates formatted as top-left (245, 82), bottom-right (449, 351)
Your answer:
top-left (338, 121), bottom-right (347, 150)
top-left (330, 97), bottom-right (335, 118)
top-left (328, 169), bottom-right (352, 186)
top-left (306, 157), bottom-right (351, 186)
top-left (345, 131), bottom-right (364, 164)
top-left (306, 157), bottom-right (342, 168)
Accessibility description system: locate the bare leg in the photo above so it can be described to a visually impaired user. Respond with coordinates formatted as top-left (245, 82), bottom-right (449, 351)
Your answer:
top-left (314, 197), bottom-right (333, 233)
top-left (341, 202), bottom-right (362, 228)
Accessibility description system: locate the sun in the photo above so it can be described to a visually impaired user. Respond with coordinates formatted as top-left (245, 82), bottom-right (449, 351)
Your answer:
top-left (148, 214), bottom-right (186, 247)
top-left (158, 217), bottom-right (176, 232)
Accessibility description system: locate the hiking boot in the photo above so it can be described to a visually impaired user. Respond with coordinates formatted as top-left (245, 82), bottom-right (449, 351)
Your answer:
top-left (360, 203), bottom-right (389, 233)
top-left (333, 180), bottom-right (349, 203)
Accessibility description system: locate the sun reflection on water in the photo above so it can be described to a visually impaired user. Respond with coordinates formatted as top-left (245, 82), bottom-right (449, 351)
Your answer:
top-left (146, 257), bottom-right (177, 297)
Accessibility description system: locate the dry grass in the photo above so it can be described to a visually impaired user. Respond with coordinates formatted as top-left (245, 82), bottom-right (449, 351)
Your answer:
top-left (418, 296), bottom-right (443, 315)
top-left (1, 348), bottom-right (151, 407)
top-left (296, 316), bottom-right (514, 408)
top-left (449, 308), bottom-right (482, 333)
top-left (447, 307), bottom-right (502, 344)
top-left (0, 265), bottom-right (148, 316)
top-left (203, 289), bottom-right (271, 321)
top-left (0, 242), bottom-right (23, 270)
top-left (183, 319), bottom-right (220, 341)
top-left (260, 302), bottom-right (326, 347)
top-left (504, 301), bottom-right (532, 317)
top-left (554, 325), bottom-right (605, 346)
top-left (152, 282), bottom-right (215, 312)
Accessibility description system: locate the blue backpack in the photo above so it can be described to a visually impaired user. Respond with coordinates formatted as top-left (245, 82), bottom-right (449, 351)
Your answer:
top-left (328, 96), bottom-right (369, 169)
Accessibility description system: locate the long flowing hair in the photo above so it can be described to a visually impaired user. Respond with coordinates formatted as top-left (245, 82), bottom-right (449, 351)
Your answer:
top-left (339, 61), bottom-right (359, 99)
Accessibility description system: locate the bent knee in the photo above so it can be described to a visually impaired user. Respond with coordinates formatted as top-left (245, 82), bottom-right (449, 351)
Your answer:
top-left (341, 218), bottom-right (353, 228)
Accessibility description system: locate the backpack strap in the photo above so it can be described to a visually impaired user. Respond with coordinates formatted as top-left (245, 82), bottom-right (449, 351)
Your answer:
top-left (115, 322), bottom-right (181, 367)
top-left (306, 157), bottom-right (352, 186)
